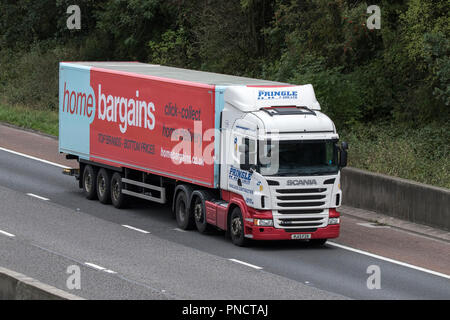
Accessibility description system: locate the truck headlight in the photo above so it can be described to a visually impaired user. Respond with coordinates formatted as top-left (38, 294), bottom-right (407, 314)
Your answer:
top-left (328, 217), bottom-right (340, 225)
top-left (253, 219), bottom-right (273, 227)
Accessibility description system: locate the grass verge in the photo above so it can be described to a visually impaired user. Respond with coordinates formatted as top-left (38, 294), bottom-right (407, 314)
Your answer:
top-left (0, 103), bottom-right (58, 137)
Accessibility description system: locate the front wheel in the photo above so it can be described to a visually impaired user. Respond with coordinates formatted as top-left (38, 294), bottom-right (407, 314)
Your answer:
top-left (230, 207), bottom-right (249, 247)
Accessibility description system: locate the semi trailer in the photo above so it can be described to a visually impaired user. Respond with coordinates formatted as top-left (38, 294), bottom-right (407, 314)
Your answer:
top-left (59, 61), bottom-right (348, 246)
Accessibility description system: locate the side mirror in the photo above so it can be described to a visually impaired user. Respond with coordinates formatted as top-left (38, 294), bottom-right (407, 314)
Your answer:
top-left (339, 141), bottom-right (348, 167)
top-left (341, 141), bottom-right (348, 151)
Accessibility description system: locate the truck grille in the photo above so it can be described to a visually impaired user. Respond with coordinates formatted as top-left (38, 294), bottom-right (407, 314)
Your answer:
top-left (276, 188), bottom-right (326, 194)
top-left (278, 201), bottom-right (325, 207)
top-left (278, 209), bottom-right (323, 214)
top-left (277, 195), bottom-right (325, 201)
top-left (271, 186), bottom-right (330, 230)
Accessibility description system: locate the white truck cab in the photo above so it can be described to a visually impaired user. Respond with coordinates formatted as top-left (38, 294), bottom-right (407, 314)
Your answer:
top-left (220, 85), bottom-right (347, 241)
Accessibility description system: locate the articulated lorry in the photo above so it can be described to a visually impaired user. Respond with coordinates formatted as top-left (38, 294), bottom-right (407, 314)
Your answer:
top-left (59, 62), bottom-right (348, 246)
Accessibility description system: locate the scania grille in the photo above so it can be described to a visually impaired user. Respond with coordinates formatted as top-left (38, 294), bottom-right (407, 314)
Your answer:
top-left (271, 186), bottom-right (330, 230)
top-left (278, 201), bottom-right (325, 207)
top-left (278, 217), bottom-right (323, 227)
top-left (278, 209), bottom-right (323, 214)
top-left (275, 188), bottom-right (327, 209)
top-left (276, 188), bottom-right (326, 194)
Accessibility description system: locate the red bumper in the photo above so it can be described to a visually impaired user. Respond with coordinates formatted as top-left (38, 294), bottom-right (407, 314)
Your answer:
top-left (248, 224), bottom-right (340, 241)
top-left (220, 191), bottom-right (340, 241)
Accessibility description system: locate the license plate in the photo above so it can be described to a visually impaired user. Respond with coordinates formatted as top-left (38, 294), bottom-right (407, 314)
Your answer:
top-left (291, 234), bottom-right (311, 240)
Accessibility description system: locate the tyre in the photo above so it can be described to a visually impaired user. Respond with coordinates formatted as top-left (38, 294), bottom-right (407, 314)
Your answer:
top-left (309, 239), bottom-right (327, 246)
top-left (82, 165), bottom-right (97, 200)
top-left (97, 168), bottom-right (111, 204)
top-left (229, 207), bottom-right (248, 247)
top-left (111, 172), bottom-right (127, 208)
top-left (193, 196), bottom-right (212, 233)
top-left (175, 190), bottom-right (194, 230)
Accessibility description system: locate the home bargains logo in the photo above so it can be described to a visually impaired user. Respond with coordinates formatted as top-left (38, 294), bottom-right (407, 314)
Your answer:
top-left (257, 90), bottom-right (298, 100)
top-left (61, 82), bottom-right (156, 134)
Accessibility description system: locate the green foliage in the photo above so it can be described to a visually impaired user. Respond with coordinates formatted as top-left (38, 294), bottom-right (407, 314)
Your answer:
top-left (94, 0), bottom-right (171, 60)
top-left (148, 28), bottom-right (191, 67)
top-left (0, 103), bottom-right (59, 137)
top-left (341, 122), bottom-right (450, 189)
top-left (0, 42), bottom-right (81, 111)
top-left (424, 32), bottom-right (450, 107)
top-left (399, 0), bottom-right (450, 70)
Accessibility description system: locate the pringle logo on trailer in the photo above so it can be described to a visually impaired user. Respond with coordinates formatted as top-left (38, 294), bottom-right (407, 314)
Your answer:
top-left (257, 90), bottom-right (298, 100)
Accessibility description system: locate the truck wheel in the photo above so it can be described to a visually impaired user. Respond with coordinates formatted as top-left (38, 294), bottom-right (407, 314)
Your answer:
top-left (111, 172), bottom-right (127, 209)
top-left (193, 196), bottom-right (211, 233)
top-left (309, 239), bottom-right (327, 246)
top-left (175, 191), bottom-right (194, 230)
top-left (83, 165), bottom-right (97, 200)
top-left (230, 207), bottom-right (249, 247)
top-left (97, 168), bottom-right (111, 204)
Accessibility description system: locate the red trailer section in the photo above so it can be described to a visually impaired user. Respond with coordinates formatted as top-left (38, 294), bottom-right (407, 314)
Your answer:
top-left (60, 63), bottom-right (216, 187)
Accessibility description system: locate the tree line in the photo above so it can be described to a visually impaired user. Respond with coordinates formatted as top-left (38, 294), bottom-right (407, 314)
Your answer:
top-left (0, 0), bottom-right (448, 129)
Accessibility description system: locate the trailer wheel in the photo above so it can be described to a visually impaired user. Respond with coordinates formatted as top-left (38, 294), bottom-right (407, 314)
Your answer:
top-left (97, 168), bottom-right (111, 204)
top-left (111, 172), bottom-right (127, 209)
top-left (193, 196), bottom-right (212, 233)
top-left (230, 207), bottom-right (249, 247)
top-left (83, 165), bottom-right (97, 200)
top-left (175, 191), bottom-right (194, 230)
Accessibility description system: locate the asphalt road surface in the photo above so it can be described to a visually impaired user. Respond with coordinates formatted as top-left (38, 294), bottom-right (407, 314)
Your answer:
top-left (0, 125), bottom-right (449, 299)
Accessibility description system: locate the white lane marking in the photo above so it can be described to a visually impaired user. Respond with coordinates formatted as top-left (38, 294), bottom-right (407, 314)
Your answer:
top-left (0, 146), bottom-right (69, 169)
top-left (85, 262), bottom-right (117, 274)
top-left (0, 229), bottom-right (15, 237)
top-left (328, 241), bottom-right (450, 280)
top-left (229, 259), bottom-right (263, 270)
top-left (84, 262), bottom-right (106, 271)
top-left (173, 228), bottom-right (187, 232)
top-left (122, 224), bottom-right (150, 234)
top-left (26, 193), bottom-right (50, 201)
top-left (104, 269), bottom-right (117, 274)
top-left (357, 222), bottom-right (390, 229)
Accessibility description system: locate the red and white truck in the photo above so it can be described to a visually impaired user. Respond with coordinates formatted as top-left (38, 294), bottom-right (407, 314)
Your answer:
top-left (59, 62), bottom-right (348, 246)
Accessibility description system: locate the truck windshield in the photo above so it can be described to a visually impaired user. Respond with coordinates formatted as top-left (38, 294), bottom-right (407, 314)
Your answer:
top-left (258, 140), bottom-right (338, 176)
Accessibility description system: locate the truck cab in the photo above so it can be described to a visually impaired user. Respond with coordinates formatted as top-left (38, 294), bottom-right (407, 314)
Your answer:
top-left (219, 85), bottom-right (347, 245)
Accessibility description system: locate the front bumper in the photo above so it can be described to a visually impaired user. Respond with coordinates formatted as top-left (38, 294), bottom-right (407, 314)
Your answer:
top-left (247, 224), bottom-right (340, 241)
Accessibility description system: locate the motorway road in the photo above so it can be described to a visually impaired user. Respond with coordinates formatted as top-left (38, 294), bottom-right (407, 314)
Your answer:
top-left (0, 125), bottom-right (449, 299)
